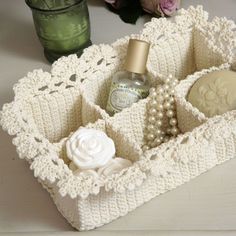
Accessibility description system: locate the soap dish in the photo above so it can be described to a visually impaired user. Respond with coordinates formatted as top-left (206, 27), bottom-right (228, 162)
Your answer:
top-left (1, 6), bottom-right (236, 231)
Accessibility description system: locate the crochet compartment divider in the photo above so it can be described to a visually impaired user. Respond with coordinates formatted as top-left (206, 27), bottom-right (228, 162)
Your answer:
top-left (1, 6), bottom-right (236, 231)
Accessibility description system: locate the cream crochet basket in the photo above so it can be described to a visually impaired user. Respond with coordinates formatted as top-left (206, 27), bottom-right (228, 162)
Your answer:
top-left (1, 6), bottom-right (236, 231)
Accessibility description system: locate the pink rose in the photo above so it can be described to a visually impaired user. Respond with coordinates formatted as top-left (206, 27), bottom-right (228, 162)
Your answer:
top-left (159, 0), bottom-right (180, 16)
top-left (140, 0), bottom-right (180, 17)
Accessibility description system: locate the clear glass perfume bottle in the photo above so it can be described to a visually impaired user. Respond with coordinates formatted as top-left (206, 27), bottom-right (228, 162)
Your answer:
top-left (106, 39), bottom-right (150, 116)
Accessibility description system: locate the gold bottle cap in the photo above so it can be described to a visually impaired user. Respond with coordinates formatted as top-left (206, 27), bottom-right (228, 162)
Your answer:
top-left (124, 39), bottom-right (150, 74)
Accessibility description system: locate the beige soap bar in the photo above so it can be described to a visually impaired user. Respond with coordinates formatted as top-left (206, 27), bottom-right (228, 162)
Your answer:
top-left (187, 70), bottom-right (236, 117)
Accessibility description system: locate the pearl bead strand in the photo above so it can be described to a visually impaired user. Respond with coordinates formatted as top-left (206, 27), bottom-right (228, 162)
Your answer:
top-left (143, 74), bottom-right (179, 151)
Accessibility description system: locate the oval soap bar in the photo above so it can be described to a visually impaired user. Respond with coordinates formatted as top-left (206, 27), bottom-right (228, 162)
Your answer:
top-left (187, 70), bottom-right (236, 117)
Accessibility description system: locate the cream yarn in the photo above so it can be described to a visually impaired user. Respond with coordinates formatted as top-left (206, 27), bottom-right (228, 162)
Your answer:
top-left (1, 5), bottom-right (236, 231)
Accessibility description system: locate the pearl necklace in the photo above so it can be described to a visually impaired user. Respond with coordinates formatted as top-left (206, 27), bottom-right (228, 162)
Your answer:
top-left (143, 74), bottom-right (179, 151)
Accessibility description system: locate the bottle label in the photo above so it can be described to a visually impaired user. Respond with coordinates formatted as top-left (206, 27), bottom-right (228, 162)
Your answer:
top-left (106, 82), bottom-right (148, 114)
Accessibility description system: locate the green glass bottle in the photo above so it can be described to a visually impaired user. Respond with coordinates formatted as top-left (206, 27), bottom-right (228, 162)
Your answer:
top-left (26, 0), bottom-right (91, 63)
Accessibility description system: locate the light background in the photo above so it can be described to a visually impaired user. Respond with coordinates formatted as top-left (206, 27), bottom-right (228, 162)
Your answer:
top-left (0, 1), bottom-right (236, 235)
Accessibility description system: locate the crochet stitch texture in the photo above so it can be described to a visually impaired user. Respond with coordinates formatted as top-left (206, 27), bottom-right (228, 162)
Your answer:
top-left (1, 6), bottom-right (236, 231)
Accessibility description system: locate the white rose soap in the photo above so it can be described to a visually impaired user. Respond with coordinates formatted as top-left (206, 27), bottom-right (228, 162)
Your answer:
top-left (98, 158), bottom-right (132, 177)
top-left (187, 70), bottom-right (236, 117)
top-left (66, 128), bottom-right (116, 170)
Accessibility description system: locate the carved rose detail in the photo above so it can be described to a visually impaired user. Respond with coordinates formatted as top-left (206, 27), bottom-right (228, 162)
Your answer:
top-left (66, 128), bottom-right (116, 170)
top-left (197, 77), bottom-right (232, 117)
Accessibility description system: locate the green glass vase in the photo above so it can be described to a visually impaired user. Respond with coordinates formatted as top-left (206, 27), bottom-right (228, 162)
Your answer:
top-left (26, 0), bottom-right (92, 63)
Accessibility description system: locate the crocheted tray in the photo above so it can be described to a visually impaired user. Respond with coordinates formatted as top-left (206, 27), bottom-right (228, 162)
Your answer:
top-left (1, 6), bottom-right (236, 231)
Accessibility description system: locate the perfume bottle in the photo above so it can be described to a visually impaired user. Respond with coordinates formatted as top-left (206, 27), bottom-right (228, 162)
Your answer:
top-left (106, 39), bottom-right (150, 115)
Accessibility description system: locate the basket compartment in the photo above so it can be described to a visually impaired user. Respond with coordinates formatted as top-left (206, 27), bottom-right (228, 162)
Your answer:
top-left (24, 88), bottom-right (83, 143)
top-left (55, 119), bottom-right (141, 164)
top-left (80, 70), bottom-right (113, 121)
top-left (175, 63), bottom-right (231, 133)
top-left (21, 81), bottom-right (113, 144)
top-left (146, 32), bottom-right (196, 80)
top-left (107, 98), bottom-right (148, 149)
